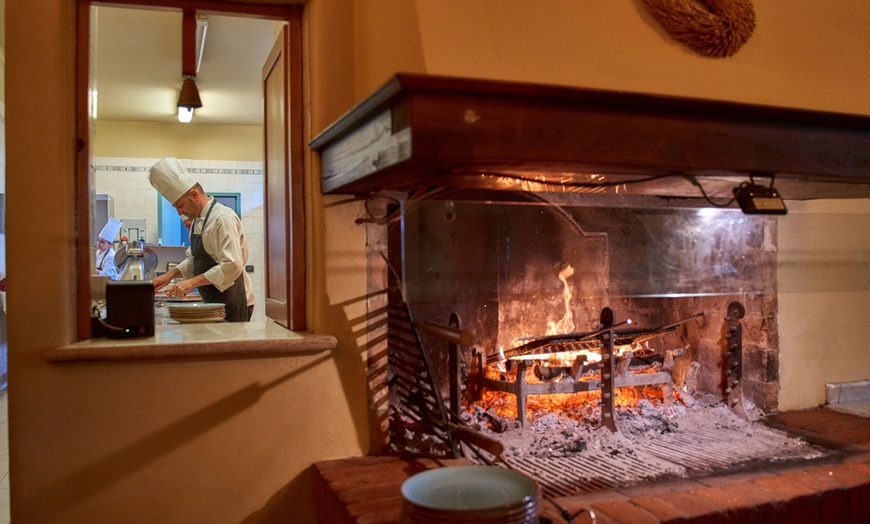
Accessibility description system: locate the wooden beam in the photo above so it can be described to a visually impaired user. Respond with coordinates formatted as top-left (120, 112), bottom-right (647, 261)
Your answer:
top-left (92, 0), bottom-right (297, 20)
top-left (181, 8), bottom-right (196, 77)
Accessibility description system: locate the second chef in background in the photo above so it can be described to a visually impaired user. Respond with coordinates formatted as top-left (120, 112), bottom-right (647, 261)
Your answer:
top-left (96, 217), bottom-right (123, 281)
top-left (149, 157), bottom-right (255, 322)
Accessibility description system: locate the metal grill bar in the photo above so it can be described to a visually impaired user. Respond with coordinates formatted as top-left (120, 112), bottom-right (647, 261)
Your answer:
top-left (507, 450), bottom-right (682, 497)
top-left (635, 426), bottom-right (827, 472)
top-left (386, 287), bottom-right (460, 457)
top-left (502, 425), bottom-right (828, 497)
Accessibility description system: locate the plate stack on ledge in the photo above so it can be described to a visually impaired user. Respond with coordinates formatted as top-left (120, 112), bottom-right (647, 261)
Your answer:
top-left (168, 303), bottom-right (226, 323)
top-left (400, 466), bottom-right (540, 523)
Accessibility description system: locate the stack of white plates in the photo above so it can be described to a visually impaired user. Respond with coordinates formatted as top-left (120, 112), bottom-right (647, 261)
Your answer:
top-left (168, 303), bottom-right (226, 323)
top-left (400, 466), bottom-right (540, 523)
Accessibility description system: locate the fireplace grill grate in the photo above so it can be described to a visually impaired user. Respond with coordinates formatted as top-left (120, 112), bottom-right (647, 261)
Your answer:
top-left (507, 450), bottom-right (682, 497)
top-left (502, 424), bottom-right (830, 498)
top-left (635, 425), bottom-right (828, 471)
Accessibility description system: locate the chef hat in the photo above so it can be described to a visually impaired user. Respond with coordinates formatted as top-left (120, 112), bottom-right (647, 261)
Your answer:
top-left (99, 217), bottom-right (122, 243)
top-left (149, 157), bottom-right (197, 204)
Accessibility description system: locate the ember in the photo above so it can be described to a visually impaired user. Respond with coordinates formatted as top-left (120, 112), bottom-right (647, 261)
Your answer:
top-left (457, 392), bottom-right (829, 497)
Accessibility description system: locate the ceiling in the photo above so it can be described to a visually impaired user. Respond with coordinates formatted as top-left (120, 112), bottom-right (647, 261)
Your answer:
top-left (95, 5), bottom-right (281, 126)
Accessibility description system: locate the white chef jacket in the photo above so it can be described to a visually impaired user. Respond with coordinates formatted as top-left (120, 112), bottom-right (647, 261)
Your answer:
top-left (176, 198), bottom-right (254, 306)
top-left (96, 247), bottom-right (119, 280)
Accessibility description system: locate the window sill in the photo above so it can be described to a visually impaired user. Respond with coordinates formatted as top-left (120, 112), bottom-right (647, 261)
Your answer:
top-left (45, 320), bottom-right (337, 363)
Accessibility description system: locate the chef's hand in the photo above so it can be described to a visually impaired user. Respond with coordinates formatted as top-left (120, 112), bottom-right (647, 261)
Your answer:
top-left (153, 272), bottom-right (174, 291)
top-left (167, 279), bottom-right (197, 299)
top-left (153, 267), bottom-right (181, 291)
top-left (166, 274), bottom-right (211, 299)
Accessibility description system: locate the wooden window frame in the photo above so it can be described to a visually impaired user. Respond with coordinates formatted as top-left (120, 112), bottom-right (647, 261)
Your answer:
top-left (75, 0), bottom-right (305, 339)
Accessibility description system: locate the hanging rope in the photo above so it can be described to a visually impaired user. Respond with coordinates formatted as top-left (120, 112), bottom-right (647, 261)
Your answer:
top-left (641, 0), bottom-right (756, 58)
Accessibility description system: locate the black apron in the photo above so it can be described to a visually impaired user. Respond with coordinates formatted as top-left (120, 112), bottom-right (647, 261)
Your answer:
top-left (191, 200), bottom-right (249, 322)
top-left (96, 249), bottom-right (111, 271)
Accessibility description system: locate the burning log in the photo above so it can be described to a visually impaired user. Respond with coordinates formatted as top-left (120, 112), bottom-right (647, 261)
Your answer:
top-left (489, 312), bottom-right (705, 365)
top-left (570, 355), bottom-right (588, 379)
top-left (533, 354), bottom-right (589, 382)
top-left (534, 365), bottom-right (570, 382)
top-left (616, 350), bottom-right (634, 377)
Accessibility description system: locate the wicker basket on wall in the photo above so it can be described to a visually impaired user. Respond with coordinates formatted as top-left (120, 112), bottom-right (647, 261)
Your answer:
top-left (641, 0), bottom-right (756, 58)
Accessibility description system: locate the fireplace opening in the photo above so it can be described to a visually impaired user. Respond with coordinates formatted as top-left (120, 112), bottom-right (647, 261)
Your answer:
top-left (366, 191), bottom-right (840, 495)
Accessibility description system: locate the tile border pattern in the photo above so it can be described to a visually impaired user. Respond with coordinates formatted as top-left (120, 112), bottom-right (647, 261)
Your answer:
top-left (97, 165), bottom-right (263, 176)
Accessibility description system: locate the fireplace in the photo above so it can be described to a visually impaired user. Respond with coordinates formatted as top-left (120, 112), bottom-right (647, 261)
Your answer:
top-left (362, 194), bottom-right (835, 492)
top-left (311, 74), bottom-right (870, 504)
top-left (394, 195), bottom-right (780, 413)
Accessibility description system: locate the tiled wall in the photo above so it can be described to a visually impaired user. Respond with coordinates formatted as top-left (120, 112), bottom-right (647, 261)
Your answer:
top-left (95, 157), bottom-right (265, 321)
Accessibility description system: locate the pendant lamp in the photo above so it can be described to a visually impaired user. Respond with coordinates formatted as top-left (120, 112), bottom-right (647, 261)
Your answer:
top-left (177, 77), bottom-right (202, 123)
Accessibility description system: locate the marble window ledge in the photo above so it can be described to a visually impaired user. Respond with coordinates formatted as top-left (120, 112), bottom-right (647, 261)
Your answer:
top-left (45, 321), bottom-right (337, 363)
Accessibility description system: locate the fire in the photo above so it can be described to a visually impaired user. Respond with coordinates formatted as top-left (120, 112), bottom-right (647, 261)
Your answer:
top-left (472, 264), bottom-right (676, 424)
top-left (474, 385), bottom-right (670, 423)
top-left (545, 265), bottom-right (575, 336)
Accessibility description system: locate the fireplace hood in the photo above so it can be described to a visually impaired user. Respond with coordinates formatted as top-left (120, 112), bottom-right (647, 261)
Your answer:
top-left (310, 74), bottom-right (870, 203)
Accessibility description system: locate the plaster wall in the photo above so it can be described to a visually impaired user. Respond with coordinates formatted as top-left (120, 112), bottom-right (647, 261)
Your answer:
top-left (777, 200), bottom-right (870, 410)
top-left (353, 1), bottom-right (870, 116)
top-left (4, 1), bottom-right (870, 523)
top-left (94, 121), bottom-right (264, 161)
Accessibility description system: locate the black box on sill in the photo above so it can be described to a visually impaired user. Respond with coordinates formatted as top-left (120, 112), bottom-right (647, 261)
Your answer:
top-left (106, 280), bottom-right (155, 338)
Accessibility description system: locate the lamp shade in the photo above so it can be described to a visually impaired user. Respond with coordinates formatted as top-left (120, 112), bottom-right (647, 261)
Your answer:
top-left (177, 78), bottom-right (202, 109)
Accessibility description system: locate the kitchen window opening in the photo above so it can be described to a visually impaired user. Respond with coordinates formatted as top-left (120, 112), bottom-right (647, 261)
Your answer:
top-left (74, 0), bottom-right (306, 343)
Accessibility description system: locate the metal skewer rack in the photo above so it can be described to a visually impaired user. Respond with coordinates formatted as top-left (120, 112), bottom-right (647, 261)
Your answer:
top-left (471, 308), bottom-right (702, 428)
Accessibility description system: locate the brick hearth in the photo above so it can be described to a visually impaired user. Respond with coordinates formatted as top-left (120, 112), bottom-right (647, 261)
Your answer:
top-left (312, 408), bottom-right (870, 523)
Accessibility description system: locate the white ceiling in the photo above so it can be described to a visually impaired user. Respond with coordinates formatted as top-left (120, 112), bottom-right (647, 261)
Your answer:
top-left (95, 5), bottom-right (281, 126)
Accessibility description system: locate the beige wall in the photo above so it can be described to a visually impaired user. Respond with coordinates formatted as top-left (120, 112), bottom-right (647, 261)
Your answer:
top-left (5, 1), bottom-right (870, 523)
top-left (7, 1), bottom-right (368, 523)
top-left (352, 1), bottom-right (870, 116)
top-left (777, 200), bottom-right (870, 410)
top-left (94, 121), bottom-right (264, 161)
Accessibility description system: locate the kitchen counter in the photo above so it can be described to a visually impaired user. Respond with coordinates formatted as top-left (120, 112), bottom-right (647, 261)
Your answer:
top-left (44, 320), bottom-right (337, 363)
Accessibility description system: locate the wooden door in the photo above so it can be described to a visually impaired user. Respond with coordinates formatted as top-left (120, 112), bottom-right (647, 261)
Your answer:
top-left (263, 18), bottom-right (305, 330)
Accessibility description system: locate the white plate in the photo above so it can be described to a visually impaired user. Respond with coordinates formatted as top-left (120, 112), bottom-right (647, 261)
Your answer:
top-left (172, 316), bottom-right (225, 324)
top-left (401, 466), bottom-right (538, 512)
top-left (170, 309), bottom-right (225, 316)
top-left (168, 302), bottom-right (225, 311)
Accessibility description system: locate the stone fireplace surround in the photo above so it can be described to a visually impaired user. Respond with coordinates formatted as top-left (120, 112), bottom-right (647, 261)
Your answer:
top-left (314, 408), bottom-right (870, 523)
top-left (324, 193), bottom-right (869, 523)
top-left (309, 74), bottom-right (870, 523)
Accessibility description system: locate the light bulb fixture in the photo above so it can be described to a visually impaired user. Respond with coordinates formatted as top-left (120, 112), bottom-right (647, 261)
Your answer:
top-left (177, 106), bottom-right (194, 123)
top-left (177, 77), bottom-right (202, 123)
top-left (177, 10), bottom-right (206, 124)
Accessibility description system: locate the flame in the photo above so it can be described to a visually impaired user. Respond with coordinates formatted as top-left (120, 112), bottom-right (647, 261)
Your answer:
top-left (545, 265), bottom-right (575, 336)
top-left (496, 346), bottom-right (507, 373)
top-left (471, 264), bottom-right (675, 422)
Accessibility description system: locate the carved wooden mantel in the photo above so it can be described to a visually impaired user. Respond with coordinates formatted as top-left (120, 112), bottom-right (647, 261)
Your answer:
top-left (310, 74), bottom-right (870, 200)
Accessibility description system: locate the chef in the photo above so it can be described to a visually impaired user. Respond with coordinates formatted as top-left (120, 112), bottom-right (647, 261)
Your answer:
top-left (148, 157), bottom-right (255, 322)
top-left (95, 217), bottom-right (122, 281)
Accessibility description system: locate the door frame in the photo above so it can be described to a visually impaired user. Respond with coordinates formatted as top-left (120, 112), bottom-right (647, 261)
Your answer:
top-left (75, 0), bottom-right (304, 338)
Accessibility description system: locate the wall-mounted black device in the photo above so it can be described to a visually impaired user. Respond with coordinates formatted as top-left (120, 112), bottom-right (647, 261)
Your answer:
top-left (733, 182), bottom-right (787, 215)
top-left (105, 280), bottom-right (155, 338)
